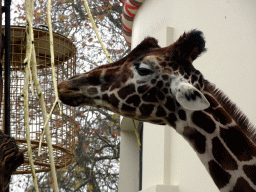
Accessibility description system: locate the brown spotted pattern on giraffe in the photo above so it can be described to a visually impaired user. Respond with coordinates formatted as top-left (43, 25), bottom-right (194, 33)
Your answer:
top-left (118, 84), bottom-right (136, 100)
top-left (109, 93), bottom-right (119, 107)
top-left (198, 75), bottom-right (204, 88)
top-left (151, 79), bottom-right (157, 84)
top-left (156, 57), bottom-right (162, 62)
top-left (243, 165), bottom-right (256, 185)
top-left (102, 94), bottom-right (109, 102)
top-left (160, 61), bottom-right (167, 67)
top-left (166, 113), bottom-right (177, 128)
top-left (87, 87), bottom-right (98, 96)
top-left (165, 82), bottom-right (170, 87)
top-left (220, 126), bottom-right (256, 161)
top-left (126, 95), bottom-right (141, 107)
top-left (155, 65), bottom-right (160, 70)
top-left (196, 71), bottom-right (203, 78)
top-left (184, 74), bottom-right (189, 80)
top-left (208, 160), bottom-right (231, 189)
top-left (121, 68), bottom-right (134, 84)
top-left (203, 106), bottom-right (219, 122)
top-left (138, 85), bottom-right (150, 94)
top-left (156, 81), bottom-right (163, 89)
top-left (191, 74), bottom-right (198, 84)
top-left (101, 84), bottom-right (111, 92)
top-left (165, 97), bottom-right (176, 112)
top-left (163, 88), bottom-right (169, 94)
top-left (110, 81), bottom-right (121, 91)
top-left (193, 83), bottom-right (201, 91)
top-left (172, 63), bottom-right (179, 71)
top-left (157, 91), bottom-right (165, 101)
top-left (139, 104), bottom-right (155, 117)
top-left (183, 126), bottom-right (206, 154)
top-left (178, 66), bottom-right (185, 75)
top-left (87, 70), bottom-right (102, 85)
top-left (214, 107), bottom-right (232, 125)
top-left (212, 137), bottom-right (238, 170)
top-left (178, 109), bottom-right (186, 121)
top-left (164, 56), bottom-right (170, 62)
top-left (104, 67), bottom-right (120, 82)
top-left (121, 104), bottom-right (136, 114)
top-left (191, 111), bottom-right (216, 133)
top-left (155, 106), bottom-right (167, 117)
top-left (232, 177), bottom-right (256, 192)
top-left (179, 60), bottom-right (193, 69)
top-left (142, 87), bottom-right (158, 102)
top-left (162, 75), bottom-right (169, 81)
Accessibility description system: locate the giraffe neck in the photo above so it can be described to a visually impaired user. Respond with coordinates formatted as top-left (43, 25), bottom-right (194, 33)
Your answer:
top-left (179, 80), bottom-right (256, 191)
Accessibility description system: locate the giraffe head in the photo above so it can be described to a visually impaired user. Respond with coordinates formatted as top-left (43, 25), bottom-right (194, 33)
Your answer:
top-left (58, 30), bottom-right (210, 126)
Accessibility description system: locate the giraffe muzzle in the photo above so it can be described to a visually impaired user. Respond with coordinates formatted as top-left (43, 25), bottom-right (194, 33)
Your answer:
top-left (58, 80), bottom-right (90, 106)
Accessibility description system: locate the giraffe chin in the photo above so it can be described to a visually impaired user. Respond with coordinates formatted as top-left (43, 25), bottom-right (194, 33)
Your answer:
top-left (59, 94), bottom-right (94, 107)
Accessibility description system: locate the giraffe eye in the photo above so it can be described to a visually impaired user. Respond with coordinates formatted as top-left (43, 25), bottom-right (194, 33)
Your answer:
top-left (135, 63), bottom-right (154, 76)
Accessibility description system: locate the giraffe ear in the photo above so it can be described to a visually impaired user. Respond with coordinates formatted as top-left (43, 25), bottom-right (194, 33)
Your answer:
top-left (175, 82), bottom-right (210, 111)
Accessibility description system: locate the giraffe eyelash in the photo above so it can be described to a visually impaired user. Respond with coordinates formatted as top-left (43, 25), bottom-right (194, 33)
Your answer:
top-left (139, 63), bottom-right (152, 70)
top-left (135, 62), bottom-right (154, 76)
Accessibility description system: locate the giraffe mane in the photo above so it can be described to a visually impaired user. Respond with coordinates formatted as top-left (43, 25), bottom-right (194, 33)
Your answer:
top-left (204, 80), bottom-right (256, 145)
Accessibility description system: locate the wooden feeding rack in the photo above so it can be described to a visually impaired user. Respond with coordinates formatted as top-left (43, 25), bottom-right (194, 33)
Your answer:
top-left (1, 26), bottom-right (77, 174)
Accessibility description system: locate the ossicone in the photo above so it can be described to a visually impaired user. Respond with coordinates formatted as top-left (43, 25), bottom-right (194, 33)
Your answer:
top-left (169, 29), bottom-right (207, 62)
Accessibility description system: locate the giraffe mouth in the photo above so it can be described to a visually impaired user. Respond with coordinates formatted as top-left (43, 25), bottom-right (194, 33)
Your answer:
top-left (58, 81), bottom-right (94, 107)
top-left (58, 90), bottom-right (93, 106)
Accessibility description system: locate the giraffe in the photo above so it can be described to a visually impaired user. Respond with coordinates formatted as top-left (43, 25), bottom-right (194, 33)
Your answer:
top-left (58, 30), bottom-right (256, 192)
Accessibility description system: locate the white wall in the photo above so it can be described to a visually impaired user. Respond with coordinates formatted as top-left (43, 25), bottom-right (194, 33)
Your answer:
top-left (119, 117), bottom-right (140, 192)
top-left (131, 1), bottom-right (256, 191)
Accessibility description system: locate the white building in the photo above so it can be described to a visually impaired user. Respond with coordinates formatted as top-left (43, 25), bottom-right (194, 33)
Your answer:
top-left (119, 1), bottom-right (256, 192)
